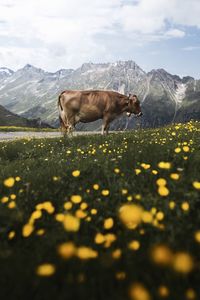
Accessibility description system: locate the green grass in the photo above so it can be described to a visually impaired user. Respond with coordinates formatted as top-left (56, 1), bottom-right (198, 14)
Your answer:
top-left (0, 126), bottom-right (58, 132)
top-left (0, 121), bottom-right (200, 300)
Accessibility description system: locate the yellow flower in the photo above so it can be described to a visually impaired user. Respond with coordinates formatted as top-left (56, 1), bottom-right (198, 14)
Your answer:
top-left (63, 214), bottom-right (80, 232)
top-left (121, 189), bottom-right (128, 196)
top-left (135, 194), bottom-right (142, 200)
top-left (158, 286), bottom-right (169, 298)
top-left (104, 218), bottom-right (114, 229)
top-left (127, 195), bottom-right (133, 201)
top-left (128, 240), bottom-right (140, 251)
top-left (129, 283), bottom-right (151, 300)
top-left (22, 224), bottom-right (34, 237)
top-left (75, 209), bottom-right (87, 219)
top-left (95, 233), bottom-right (105, 244)
top-left (8, 231), bottom-right (15, 240)
top-left (104, 233), bottom-right (116, 247)
top-left (55, 213), bottom-right (65, 222)
top-left (142, 211), bottom-right (153, 223)
top-left (141, 163), bottom-right (151, 170)
top-left (183, 146), bottom-right (190, 152)
top-left (1, 196), bottom-right (9, 203)
top-left (181, 201), bottom-right (190, 211)
top-left (57, 242), bottom-right (76, 259)
top-left (10, 194), bottom-right (16, 200)
top-left (185, 289), bottom-right (196, 300)
top-left (170, 173), bottom-right (180, 180)
top-left (114, 168), bottom-right (120, 174)
top-left (36, 229), bottom-right (45, 236)
top-left (35, 203), bottom-right (43, 210)
top-left (194, 230), bottom-right (200, 243)
top-left (72, 170), bottom-right (80, 177)
top-left (8, 201), bottom-right (16, 209)
top-left (156, 212), bottom-right (164, 221)
top-left (135, 169), bottom-right (141, 175)
top-left (30, 210), bottom-right (42, 222)
top-left (172, 252), bottom-right (194, 273)
top-left (42, 201), bottom-right (55, 214)
top-left (151, 245), bottom-right (173, 266)
top-left (76, 247), bottom-right (98, 259)
top-left (36, 263), bottom-right (55, 276)
top-left (93, 184), bottom-right (99, 190)
top-left (3, 177), bottom-right (15, 188)
top-left (91, 208), bottom-right (97, 215)
top-left (115, 272), bottom-right (126, 280)
top-left (112, 249), bottom-right (122, 259)
top-left (156, 178), bottom-right (167, 186)
top-left (175, 147), bottom-right (181, 153)
top-left (169, 201), bottom-right (176, 209)
top-left (64, 201), bottom-right (73, 210)
top-left (15, 176), bottom-right (21, 182)
top-left (158, 162), bottom-right (171, 169)
top-left (151, 207), bottom-right (157, 215)
top-left (101, 189), bottom-right (109, 196)
top-left (71, 195), bottom-right (82, 203)
top-left (119, 204), bottom-right (143, 229)
top-left (158, 186), bottom-right (169, 197)
top-left (193, 181), bottom-right (200, 190)
top-left (152, 170), bottom-right (158, 175)
top-left (80, 202), bottom-right (88, 210)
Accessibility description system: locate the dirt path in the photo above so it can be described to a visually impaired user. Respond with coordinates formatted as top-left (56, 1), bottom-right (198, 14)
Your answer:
top-left (0, 131), bottom-right (61, 142)
top-left (0, 131), bottom-right (103, 142)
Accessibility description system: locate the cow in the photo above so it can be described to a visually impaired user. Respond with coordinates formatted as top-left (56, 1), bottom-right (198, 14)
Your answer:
top-left (58, 90), bottom-right (142, 135)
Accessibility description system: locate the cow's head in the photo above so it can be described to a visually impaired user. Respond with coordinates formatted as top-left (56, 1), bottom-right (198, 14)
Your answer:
top-left (126, 94), bottom-right (142, 117)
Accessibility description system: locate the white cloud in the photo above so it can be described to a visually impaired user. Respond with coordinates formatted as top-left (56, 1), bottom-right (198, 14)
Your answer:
top-left (182, 46), bottom-right (200, 51)
top-left (165, 29), bottom-right (185, 38)
top-left (0, 0), bottom-right (200, 70)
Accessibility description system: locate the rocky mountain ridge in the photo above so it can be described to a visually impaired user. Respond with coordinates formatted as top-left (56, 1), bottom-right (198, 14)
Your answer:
top-left (0, 61), bottom-right (199, 130)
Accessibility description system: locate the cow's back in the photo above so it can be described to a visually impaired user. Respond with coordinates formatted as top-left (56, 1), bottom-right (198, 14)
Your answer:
top-left (59, 90), bottom-right (128, 123)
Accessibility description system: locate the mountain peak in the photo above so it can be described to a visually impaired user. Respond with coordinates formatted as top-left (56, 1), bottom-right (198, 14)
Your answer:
top-left (0, 67), bottom-right (14, 76)
top-left (22, 64), bottom-right (45, 73)
top-left (149, 68), bottom-right (181, 82)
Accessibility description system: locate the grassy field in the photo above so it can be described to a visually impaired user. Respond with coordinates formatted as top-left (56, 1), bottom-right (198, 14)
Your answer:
top-left (0, 126), bottom-right (57, 132)
top-left (0, 121), bottom-right (200, 300)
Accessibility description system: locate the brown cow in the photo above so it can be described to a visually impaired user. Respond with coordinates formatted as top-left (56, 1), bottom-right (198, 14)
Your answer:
top-left (58, 90), bottom-right (142, 135)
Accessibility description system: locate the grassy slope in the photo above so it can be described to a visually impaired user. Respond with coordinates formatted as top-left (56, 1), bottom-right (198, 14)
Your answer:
top-left (0, 122), bottom-right (200, 300)
top-left (0, 105), bottom-right (52, 129)
top-left (0, 104), bottom-right (30, 127)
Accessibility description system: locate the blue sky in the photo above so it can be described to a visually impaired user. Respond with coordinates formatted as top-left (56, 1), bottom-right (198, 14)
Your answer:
top-left (0, 0), bottom-right (200, 78)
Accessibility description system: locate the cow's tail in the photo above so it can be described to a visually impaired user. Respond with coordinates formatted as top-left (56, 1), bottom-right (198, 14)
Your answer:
top-left (58, 92), bottom-right (66, 130)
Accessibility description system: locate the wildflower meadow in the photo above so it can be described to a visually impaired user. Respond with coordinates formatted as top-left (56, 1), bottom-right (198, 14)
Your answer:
top-left (0, 121), bottom-right (200, 300)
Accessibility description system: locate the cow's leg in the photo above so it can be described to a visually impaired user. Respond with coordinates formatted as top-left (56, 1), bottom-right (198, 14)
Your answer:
top-left (102, 116), bottom-right (112, 135)
top-left (59, 115), bottom-right (68, 136)
top-left (66, 113), bottom-right (78, 136)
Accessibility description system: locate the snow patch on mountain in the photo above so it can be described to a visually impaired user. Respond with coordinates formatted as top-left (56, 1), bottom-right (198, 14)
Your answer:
top-left (174, 83), bottom-right (187, 105)
top-left (0, 67), bottom-right (13, 76)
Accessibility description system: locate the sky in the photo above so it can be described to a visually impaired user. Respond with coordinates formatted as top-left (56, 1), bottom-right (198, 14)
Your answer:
top-left (0, 0), bottom-right (200, 78)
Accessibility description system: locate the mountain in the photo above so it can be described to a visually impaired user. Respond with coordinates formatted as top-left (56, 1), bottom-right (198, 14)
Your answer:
top-left (0, 104), bottom-right (51, 128)
top-left (0, 61), bottom-right (199, 130)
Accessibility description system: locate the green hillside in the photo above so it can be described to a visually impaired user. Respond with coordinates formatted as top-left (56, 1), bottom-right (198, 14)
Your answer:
top-left (0, 104), bottom-right (51, 128)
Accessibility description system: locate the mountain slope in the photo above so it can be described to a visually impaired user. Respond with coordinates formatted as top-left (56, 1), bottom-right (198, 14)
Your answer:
top-left (0, 104), bottom-right (51, 128)
top-left (0, 61), bottom-right (199, 129)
